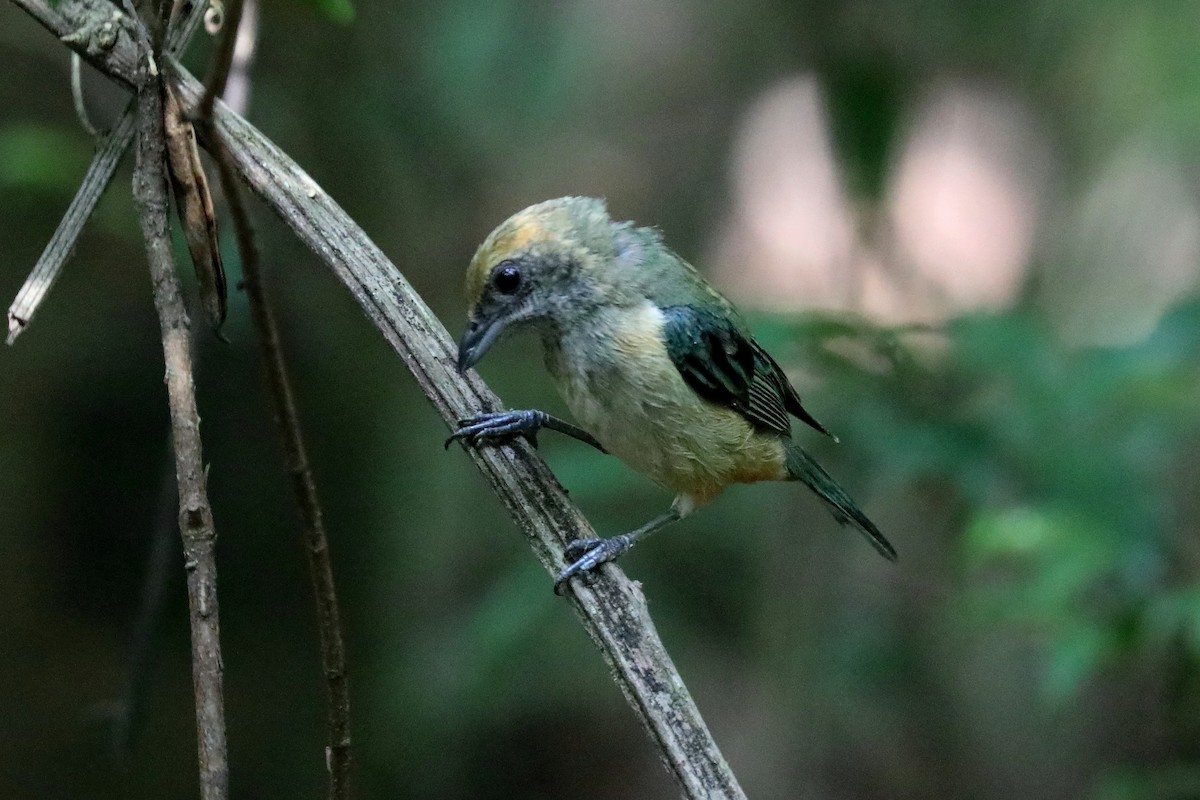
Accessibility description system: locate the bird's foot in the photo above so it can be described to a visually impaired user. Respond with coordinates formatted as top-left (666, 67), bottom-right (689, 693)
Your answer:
top-left (444, 410), bottom-right (546, 449)
top-left (553, 534), bottom-right (633, 595)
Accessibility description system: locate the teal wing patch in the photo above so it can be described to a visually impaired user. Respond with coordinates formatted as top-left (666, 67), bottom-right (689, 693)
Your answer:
top-left (661, 305), bottom-right (831, 438)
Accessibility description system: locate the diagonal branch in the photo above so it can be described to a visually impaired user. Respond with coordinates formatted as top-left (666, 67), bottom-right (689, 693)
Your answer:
top-left (13, 0), bottom-right (142, 89)
top-left (6, 0), bottom-right (208, 344)
top-left (172, 70), bottom-right (746, 800)
top-left (9, 3), bottom-right (747, 794)
top-left (6, 106), bottom-right (134, 343)
top-left (12, 0), bottom-right (201, 84)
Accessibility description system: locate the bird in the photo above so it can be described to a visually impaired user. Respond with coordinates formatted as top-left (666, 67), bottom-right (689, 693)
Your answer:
top-left (448, 197), bottom-right (896, 593)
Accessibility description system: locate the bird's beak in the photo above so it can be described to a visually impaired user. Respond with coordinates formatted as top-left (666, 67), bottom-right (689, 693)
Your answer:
top-left (456, 314), bottom-right (507, 373)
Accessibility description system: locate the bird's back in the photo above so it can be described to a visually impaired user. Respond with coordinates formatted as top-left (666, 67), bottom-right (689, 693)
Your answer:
top-left (609, 222), bottom-right (747, 325)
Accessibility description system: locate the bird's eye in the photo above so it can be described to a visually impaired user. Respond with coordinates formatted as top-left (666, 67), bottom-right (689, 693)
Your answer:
top-left (492, 263), bottom-right (522, 294)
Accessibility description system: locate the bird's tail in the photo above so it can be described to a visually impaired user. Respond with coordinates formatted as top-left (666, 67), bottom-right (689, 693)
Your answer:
top-left (784, 442), bottom-right (897, 561)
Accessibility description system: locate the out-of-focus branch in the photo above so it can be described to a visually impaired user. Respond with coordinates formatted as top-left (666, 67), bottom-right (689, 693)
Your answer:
top-left (196, 0), bottom-right (240, 119)
top-left (132, 62), bottom-right (229, 800)
top-left (217, 148), bottom-right (354, 797)
top-left (70, 53), bottom-right (101, 135)
top-left (222, 0), bottom-right (256, 115)
top-left (190, 7), bottom-right (354, 791)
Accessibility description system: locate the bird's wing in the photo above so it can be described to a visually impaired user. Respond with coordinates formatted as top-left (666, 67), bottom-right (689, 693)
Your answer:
top-left (750, 341), bottom-right (836, 439)
top-left (661, 304), bottom-right (832, 438)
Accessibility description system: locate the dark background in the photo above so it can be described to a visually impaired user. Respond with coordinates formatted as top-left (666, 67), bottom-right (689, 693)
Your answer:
top-left (3, 1), bottom-right (1200, 798)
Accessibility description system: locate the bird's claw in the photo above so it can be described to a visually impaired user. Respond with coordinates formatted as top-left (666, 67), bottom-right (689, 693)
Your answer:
top-left (553, 535), bottom-right (633, 595)
top-left (444, 411), bottom-right (540, 450)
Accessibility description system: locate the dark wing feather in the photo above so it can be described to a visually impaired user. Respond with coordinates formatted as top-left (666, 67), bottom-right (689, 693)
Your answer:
top-left (750, 343), bottom-right (836, 439)
top-left (661, 305), bottom-right (832, 438)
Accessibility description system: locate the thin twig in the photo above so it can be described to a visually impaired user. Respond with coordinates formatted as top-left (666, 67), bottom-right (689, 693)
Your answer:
top-left (193, 2), bottom-right (354, 788)
top-left (132, 73), bottom-right (229, 800)
top-left (223, 0), bottom-right (257, 115)
top-left (172, 70), bottom-right (745, 800)
top-left (216, 141), bottom-right (354, 796)
top-left (189, 13), bottom-right (355, 784)
top-left (196, 0), bottom-right (241, 120)
top-left (70, 52), bottom-right (101, 136)
top-left (156, 0), bottom-right (201, 52)
top-left (6, 0), bottom-right (209, 345)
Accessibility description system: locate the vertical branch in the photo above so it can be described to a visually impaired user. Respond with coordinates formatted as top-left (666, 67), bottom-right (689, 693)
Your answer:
top-left (190, 0), bottom-right (352, 791)
top-left (207, 130), bottom-right (354, 798)
top-left (132, 79), bottom-right (229, 800)
top-left (233, 171), bottom-right (354, 798)
top-left (197, 0), bottom-right (242, 119)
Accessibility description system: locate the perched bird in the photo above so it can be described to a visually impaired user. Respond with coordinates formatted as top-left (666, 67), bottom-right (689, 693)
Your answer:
top-left (449, 197), bottom-right (896, 593)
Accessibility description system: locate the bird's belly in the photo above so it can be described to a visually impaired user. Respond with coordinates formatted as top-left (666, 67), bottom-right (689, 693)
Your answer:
top-left (551, 342), bottom-right (788, 500)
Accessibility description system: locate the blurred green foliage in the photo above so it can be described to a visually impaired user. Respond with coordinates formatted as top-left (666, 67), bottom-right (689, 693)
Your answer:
top-left (786, 304), bottom-right (1200, 708)
top-left (0, 124), bottom-right (92, 192)
top-left (303, 0), bottom-right (354, 24)
top-left (2, 1), bottom-right (1200, 799)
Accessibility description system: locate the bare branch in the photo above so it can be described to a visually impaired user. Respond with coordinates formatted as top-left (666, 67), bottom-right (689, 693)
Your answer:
top-left (163, 0), bottom-right (209, 52)
top-left (200, 96), bottom-right (355, 800)
top-left (70, 52), bottom-right (101, 135)
top-left (173, 69), bottom-right (746, 800)
top-left (226, 159), bottom-right (354, 799)
top-left (196, 0), bottom-right (241, 120)
top-left (6, 0), bottom-right (209, 344)
top-left (132, 76), bottom-right (229, 800)
top-left (12, 0), bottom-right (141, 88)
top-left (223, 0), bottom-right (257, 115)
top-left (10, 5), bottom-right (746, 793)
top-left (7, 106), bottom-right (134, 344)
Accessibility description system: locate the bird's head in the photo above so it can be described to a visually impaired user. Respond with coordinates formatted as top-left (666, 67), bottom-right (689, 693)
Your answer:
top-left (457, 196), bottom-right (630, 372)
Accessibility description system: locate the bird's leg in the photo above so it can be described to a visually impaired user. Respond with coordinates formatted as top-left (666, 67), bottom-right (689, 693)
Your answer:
top-left (554, 508), bottom-right (683, 595)
top-left (445, 409), bottom-right (607, 452)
